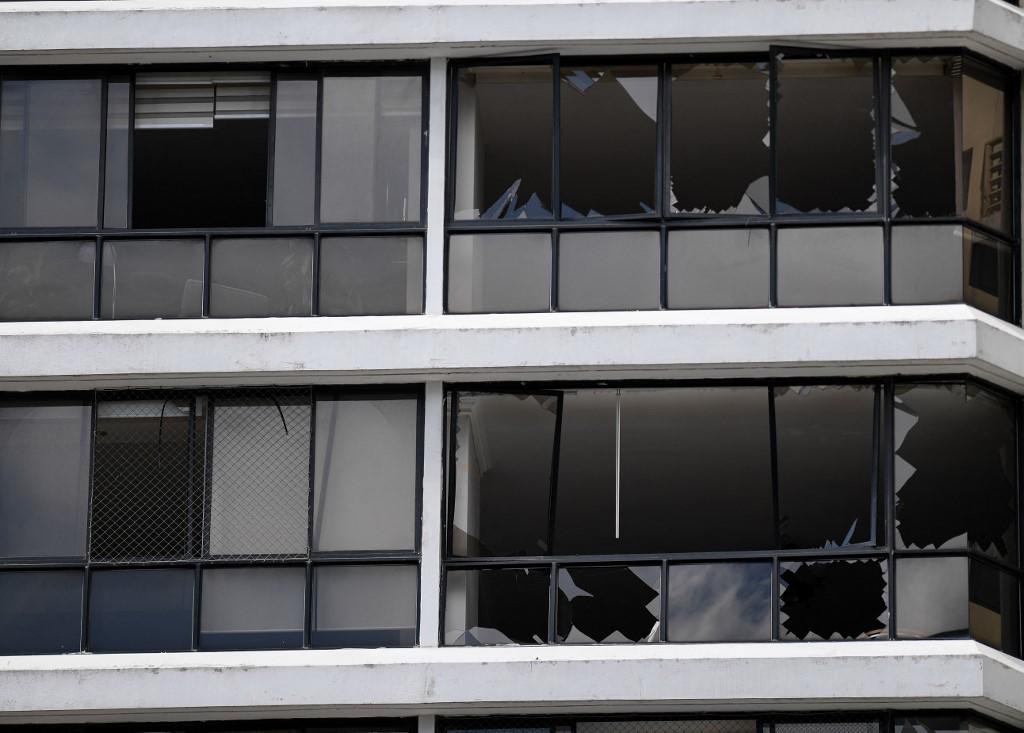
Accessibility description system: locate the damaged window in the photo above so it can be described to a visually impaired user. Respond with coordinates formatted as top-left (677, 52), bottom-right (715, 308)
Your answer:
top-left (556, 565), bottom-right (661, 643)
top-left (445, 566), bottom-right (550, 645)
top-left (668, 562), bottom-right (772, 642)
top-left (779, 558), bottom-right (888, 640)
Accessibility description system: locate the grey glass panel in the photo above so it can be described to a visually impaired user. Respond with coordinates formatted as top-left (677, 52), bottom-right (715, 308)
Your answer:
top-left (557, 231), bottom-right (660, 311)
top-left (579, 722), bottom-right (758, 733)
top-left (670, 63), bottom-right (770, 215)
top-left (88, 568), bottom-right (194, 652)
top-left (895, 384), bottom-right (1017, 563)
top-left (667, 562), bottom-right (771, 642)
top-left (970, 560), bottom-right (1020, 656)
top-left (0, 79), bottom-right (102, 227)
top-left (200, 567), bottom-right (305, 650)
top-left (560, 66), bottom-right (658, 218)
top-left (0, 240), bottom-right (95, 321)
top-left (101, 239), bottom-right (204, 319)
top-left (103, 81), bottom-right (130, 229)
top-left (776, 57), bottom-right (877, 214)
top-left (961, 62), bottom-right (1010, 235)
top-left (896, 556), bottom-right (969, 639)
top-left (209, 237), bottom-right (313, 317)
top-left (447, 233), bottom-right (551, 313)
top-left (891, 225), bottom-right (964, 305)
top-left (445, 567), bottom-right (550, 645)
top-left (454, 65), bottom-right (553, 220)
top-left (314, 396), bottom-right (418, 552)
top-left (776, 227), bottom-right (884, 306)
top-left (895, 718), bottom-right (969, 733)
top-left (451, 392), bottom-right (556, 557)
top-left (319, 236), bottom-right (423, 316)
top-left (320, 76), bottom-right (421, 223)
top-left (312, 564), bottom-right (416, 648)
top-left (271, 78), bottom-right (318, 226)
top-left (667, 229), bottom-right (770, 309)
top-left (963, 227), bottom-right (1014, 321)
top-left (0, 570), bottom-right (83, 655)
top-left (775, 385), bottom-right (877, 549)
top-left (556, 565), bottom-right (660, 643)
top-left (0, 400), bottom-right (90, 559)
top-left (779, 559), bottom-right (889, 640)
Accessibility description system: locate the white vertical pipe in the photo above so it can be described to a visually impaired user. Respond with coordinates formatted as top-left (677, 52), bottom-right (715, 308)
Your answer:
top-left (418, 380), bottom-right (445, 647)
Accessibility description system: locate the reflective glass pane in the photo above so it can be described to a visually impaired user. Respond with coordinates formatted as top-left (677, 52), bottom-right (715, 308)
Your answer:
top-left (896, 556), bottom-right (969, 639)
top-left (557, 231), bottom-right (660, 311)
top-left (556, 565), bottom-right (661, 643)
top-left (200, 567), bottom-right (305, 650)
top-left (447, 232), bottom-right (551, 313)
top-left (667, 562), bottom-right (771, 642)
top-left (964, 227), bottom-right (1014, 321)
top-left (0, 240), bottom-right (95, 321)
top-left (0, 570), bottom-right (83, 655)
top-left (271, 77), bottom-right (318, 226)
top-left (970, 560), bottom-right (1020, 655)
top-left (209, 237), bottom-right (313, 317)
top-left (100, 239), bottom-right (204, 319)
top-left (961, 62), bottom-right (1010, 235)
top-left (667, 229), bottom-right (770, 309)
top-left (0, 79), bottom-right (102, 227)
top-left (103, 81), bottom-right (130, 229)
top-left (891, 225), bottom-right (964, 305)
top-left (779, 559), bottom-right (888, 640)
top-left (560, 66), bottom-right (658, 218)
top-left (320, 76), bottom-right (422, 223)
top-left (88, 568), bottom-right (194, 652)
top-left (776, 57), bottom-right (877, 214)
top-left (670, 63), bottom-right (770, 215)
top-left (319, 236), bottom-right (423, 316)
top-left (454, 65), bottom-right (553, 220)
top-left (312, 564), bottom-right (417, 648)
top-left (776, 227), bottom-right (884, 306)
top-left (445, 567), bottom-right (550, 645)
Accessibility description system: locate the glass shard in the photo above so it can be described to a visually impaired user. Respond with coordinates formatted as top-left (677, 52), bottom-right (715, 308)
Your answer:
top-left (556, 565), bottom-right (661, 643)
top-left (445, 567), bottom-right (550, 645)
top-left (447, 233), bottom-right (552, 313)
top-left (668, 562), bottom-right (771, 642)
top-left (779, 558), bottom-right (888, 640)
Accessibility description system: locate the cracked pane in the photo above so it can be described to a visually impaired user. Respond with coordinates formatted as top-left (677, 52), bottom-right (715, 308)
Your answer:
top-left (100, 239), bottom-right (205, 319)
top-left (670, 63), bottom-right (769, 215)
top-left (776, 56), bottom-right (877, 214)
top-left (970, 560), bottom-right (1021, 655)
top-left (447, 233), bottom-right (552, 313)
top-left (560, 66), bottom-right (658, 217)
top-left (667, 229), bottom-right (770, 308)
top-left (312, 564), bottom-right (417, 648)
top-left (200, 567), bottom-right (305, 650)
top-left (775, 385), bottom-right (878, 550)
top-left (895, 383), bottom-right (1017, 563)
top-left (961, 61), bottom-right (1010, 235)
top-left (779, 558), bottom-right (888, 640)
top-left (776, 227), bottom-right (884, 306)
top-left (556, 565), bottom-right (661, 643)
top-left (896, 556), bottom-right (969, 640)
top-left (557, 231), bottom-right (660, 311)
top-left (668, 562), bottom-right (771, 642)
top-left (0, 570), bottom-right (83, 655)
top-left (0, 240), bottom-right (95, 321)
top-left (454, 65), bottom-right (553, 220)
top-left (209, 237), bottom-right (313, 317)
top-left (445, 567), bottom-right (550, 645)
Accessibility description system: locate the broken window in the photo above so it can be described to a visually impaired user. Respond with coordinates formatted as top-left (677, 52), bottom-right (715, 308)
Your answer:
top-left (779, 558), bottom-right (888, 640)
top-left (0, 570), bottom-right (84, 655)
top-left (271, 76), bottom-right (318, 226)
top-left (776, 227), bottom-right (884, 306)
top-left (88, 568), bottom-right (195, 653)
top-left (667, 562), bottom-right (771, 642)
top-left (447, 233), bottom-right (552, 313)
top-left (312, 564), bottom-right (418, 648)
top-left (560, 66), bottom-right (658, 218)
top-left (200, 567), bottom-right (305, 650)
top-left (670, 63), bottom-right (770, 215)
top-left (318, 236), bottom-right (424, 316)
top-left (556, 565), bottom-right (661, 643)
top-left (454, 65), bottom-right (553, 220)
top-left (0, 240), bottom-right (95, 321)
top-left (209, 237), bottom-right (313, 317)
top-left (445, 566), bottom-right (550, 645)
top-left (667, 229), bottom-right (770, 309)
top-left (895, 556), bottom-right (969, 639)
top-left (969, 560), bottom-right (1021, 656)
top-left (557, 231), bottom-right (661, 311)
top-left (100, 238), bottom-right (205, 319)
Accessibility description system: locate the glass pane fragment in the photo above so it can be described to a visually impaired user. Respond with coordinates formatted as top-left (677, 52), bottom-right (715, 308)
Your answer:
top-left (100, 238), bottom-right (205, 319)
top-left (667, 229), bottom-right (770, 309)
top-left (445, 567), bottom-right (550, 645)
top-left (557, 231), bottom-right (660, 311)
top-left (447, 233), bottom-right (551, 313)
top-left (318, 236), bottom-right (423, 316)
top-left (312, 564), bottom-right (417, 648)
top-left (667, 562), bottom-right (771, 642)
top-left (0, 240), bottom-right (95, 321)
top-left (556, 565), bottom-right (661, 643)
top-left (779, 558), bottom-right (888, 640)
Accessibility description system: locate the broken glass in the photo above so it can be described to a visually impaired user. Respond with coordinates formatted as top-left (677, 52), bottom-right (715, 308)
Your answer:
top-left (312, 564), bottom-right (417, 648)
top-left (775, 56), bottom-right (877, 214)
top-left (100, 239), bottom-right (205, 319)
top-left (970, 559), bottom-right (1021, 655)
top-left (0, 240), bottom-right (95, 321)
top-left (776, 227), bottom-right (884, 306)
top-left (775, 385), bottom-right (878, 550)
top-left (103, 80), bottom-right (131, 229)
top-left (88, 568), bottom-right (195, 652)
top-left (557, 231), bottom-right (660, 311)
top-left (894, 383), bottom-right (1017, 564)
top-left (667, 562), bottom-right (771, 642)
top-left (556, 565), bottom-right (661, 643)
top-left (895, 557), bottom-right (969, 639)
top-left (271, 77), bottom-right (318, 226)
top-left (961, 61), bottom-right (1010, 235)
top-left (318, 236), bottom-right (423, 316)
top-left (200, 567), bottom-right (305, 650)
top-left (560, 66), bottom-right (658, 217)
top-left (779, 559), bottom-right (888, 640)
top-left (447, 233), bottom-right (552, 313)
top-left (454, 65), bottom-right (553, 220)
top-left (667, 229), bottom-right (770, 309)
top-left (209, 237), bottom-right (313, 317)
top-left (0, 570), bottom-right (83, 655)
top-left (670, 63), bottom-right (770, 215)
top-left (963, 227), bottom-right (1014, 321)
top-left (444, 567), bottom-right (550, 645)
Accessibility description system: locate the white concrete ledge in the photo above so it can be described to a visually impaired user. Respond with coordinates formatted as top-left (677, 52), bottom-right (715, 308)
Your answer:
top-left (1, 641), bottom-right (1023, 725)
top-left (1, 305), bottom-right (1024, 392)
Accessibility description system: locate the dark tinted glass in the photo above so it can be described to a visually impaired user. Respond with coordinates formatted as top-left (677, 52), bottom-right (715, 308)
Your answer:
top-left (890, 225), bottom-right (964, 305)
top-left (200, 567), bottom-right (305, 650)
top-left (0, 570), bottom-right (83, 654)
top-left (776, 57), bottom-right (877, 214)
top-left (667, 229), bottom-right (770, 309)
top-left (445, 567), bottom-right (550, 645)
top-left (451, 392), bottom-right (556, 557)
top-left (970, 560), bottom-right (1021, 655)
top-left (319, 236), bottom-right (423, 315)
top-left (0, 240), bottom-right (95, 321)
top-left (775, 385), bottom-right (878, 550)
top-left (961, 62), bottom-right (1010, 235)
top-left (557, 231), bottom-right (660, 311)
top-left (210, 237), bottom-right (313, 317)
top-left (776, 227), bottom-right (884, 306)
top-left (560, 66), bottom-right (658, 218)
top-left (556, 565), bottom-right (660, 643)
top-left (103, 81), bottom-right (131, 229)
top-left (895, 383), bottom-right (1017, 563)
top-left (88, 568), bottom-right (195, 652)
top-left (271, 77), bottom-right (318, 226)
top-left (668, 562), bottom-right (771, 642)
top-left (454, 65), bottom-right (553, 220)
top-left (0, 79), bottom-right (102, 227)
top-left (964, 227), bottom-right (1014, 321)
top-left (895, 718), bottom-right (970, 733)
top-left (447, 233), bottom-right (551, 313)
top-left (895, 556), bottom-right (969, 639)
top-left (670, 63), bottom-right (770, 215)
top-left (779, 558), bottom-right (888, 640)
top-left (100, 239), bottom-right (204, 319)
top-left (312, 564), bottom-right (417, 648)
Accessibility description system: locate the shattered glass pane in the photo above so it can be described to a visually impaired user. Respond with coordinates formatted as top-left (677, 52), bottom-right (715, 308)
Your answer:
top-left (556, 565), bottom-right (661, 643)
top-left (560, 65), bottom-right (658, 217)
top-left (776, 227), bottom-right (884, 306)
top-left (667, 229), bottom-right (770, 309)
top-left (895, 383), bottom-right (1017, 563)
top-left (451, 392), bottom-right (557, 557)
top-left (775, 385), bottom-right (878, 550)
top-left (775, 56), bottom-right (877, 214)
top-left (961, 61), bottom-right (1010, 235)
top-left (447, 233), bottom-right (551, 313)
top-left (895, 556), bottom-right (969, 639)
top-left (779, 559), bottom-right (888, 640)
top-left (454, 66), bottom-right (553, 220)
top-left (970, 560), bottom-right (1021, 655)
top-left (668, 562), bottom-right (771, 642)
top-left (963, 227), bottom-right (1014, 321)
top-left (444, 567), bottom-right (550, 645)
top-left (557, 231), bottom-right (660, 311)
top-left (890, 225), bottom-right (965, 305)
top-left (670, 63), bottom-right (769, 215)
